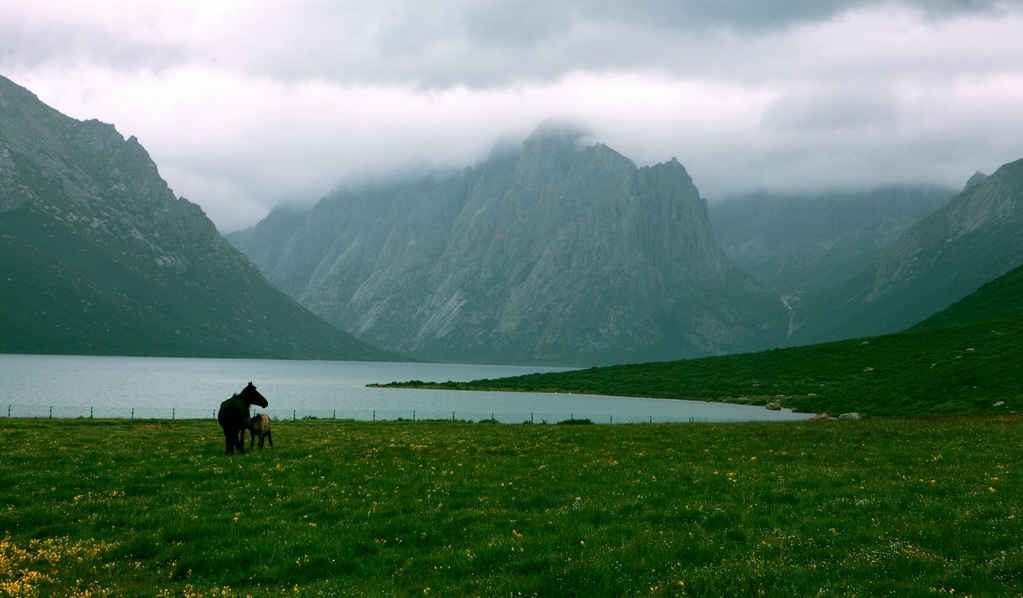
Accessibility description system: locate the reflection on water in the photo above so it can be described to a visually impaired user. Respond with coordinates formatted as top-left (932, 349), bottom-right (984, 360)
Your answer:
top-left (0, 354), bottom-right (809, 423)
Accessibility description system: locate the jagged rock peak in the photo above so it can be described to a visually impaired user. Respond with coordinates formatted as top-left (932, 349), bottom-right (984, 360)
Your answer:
top-left (230, 122), bottom-right (790, 365)
top-left (648, 157), bottom-right (692, 177)
top-left (965, 170), bottom-right (989, 191)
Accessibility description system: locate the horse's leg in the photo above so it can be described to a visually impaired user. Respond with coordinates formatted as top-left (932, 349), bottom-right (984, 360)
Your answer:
top-left (223, 427), bottom-right (234, 455)
top-left (266, 430), bottom-right (273, 448)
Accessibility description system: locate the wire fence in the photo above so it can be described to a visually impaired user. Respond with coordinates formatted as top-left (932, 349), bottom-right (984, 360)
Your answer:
top-left (1, 403), bottom-right (726, 424)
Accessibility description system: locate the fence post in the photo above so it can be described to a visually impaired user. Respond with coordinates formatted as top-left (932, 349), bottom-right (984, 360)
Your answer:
top-left (49, 406), bottom-right (52, 419)
top-left (531, 412), bottom-right (534, 423)
top-left (413, 410), bottom-right (416, 421)
top-left (90, 407), bottom-right (93, 419)
top-left (610, 415), bottom-right (613, 424)
top-left (333, 410), bottom-right (336, 420)
top-left (131, 408), bottom-right (134, 420)
top-left (373, 410), bottom-right (376, 422)
top-left (172, 408), bottom-right (175, 420)
top-left (452, 411), bottom-right (455, 421)
top-left (293, 410), bottom-right (296, 421)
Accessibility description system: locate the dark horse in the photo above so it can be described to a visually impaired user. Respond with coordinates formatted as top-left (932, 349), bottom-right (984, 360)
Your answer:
top-left (217, 382), bottom-right (269, 455)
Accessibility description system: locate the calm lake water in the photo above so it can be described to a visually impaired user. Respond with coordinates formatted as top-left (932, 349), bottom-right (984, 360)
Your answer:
top-left (0, 354), bottom-right (809, 423)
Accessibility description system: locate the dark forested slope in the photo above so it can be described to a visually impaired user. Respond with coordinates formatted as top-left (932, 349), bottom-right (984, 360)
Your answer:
top-left (0, 75), bottom-right (391, 360)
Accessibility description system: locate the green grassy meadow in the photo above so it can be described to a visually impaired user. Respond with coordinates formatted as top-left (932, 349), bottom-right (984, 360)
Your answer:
top-left (2, 417), bottom-right (1022, 596)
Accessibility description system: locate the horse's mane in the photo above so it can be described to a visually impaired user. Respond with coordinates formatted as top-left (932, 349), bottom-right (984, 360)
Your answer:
top-left (237, 382), bottom-right (268, 408)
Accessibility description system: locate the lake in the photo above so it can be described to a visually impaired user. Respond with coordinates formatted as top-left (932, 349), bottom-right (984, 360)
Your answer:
top-left (0, 354), bottom-right (809, 423)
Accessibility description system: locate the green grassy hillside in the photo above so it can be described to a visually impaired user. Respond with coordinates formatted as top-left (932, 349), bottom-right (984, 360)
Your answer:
top-left (915, 263), bottom-right (1023, 329)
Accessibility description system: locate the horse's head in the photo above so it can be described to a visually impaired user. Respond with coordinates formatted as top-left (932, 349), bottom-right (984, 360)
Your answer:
top-left (238, 381), bottom-right (269, 408)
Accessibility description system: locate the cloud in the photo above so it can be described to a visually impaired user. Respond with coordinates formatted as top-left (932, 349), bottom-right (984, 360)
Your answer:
top-left (6, 1), bottom-right (1019, 88)
top-left (2, 1), bottom-right (1022, 231)
top-left (0, 2), bottom-right (185, 72)
top-left (762, 87), bottom-right (901, 132)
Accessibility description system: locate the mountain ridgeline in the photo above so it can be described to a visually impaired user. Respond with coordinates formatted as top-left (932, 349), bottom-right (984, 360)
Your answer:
top-left (0, 75), bottom-right (390, 360)
top-left (230, 125), bottom-right (790, 365)
top-left (785, 157), bottom-right (1023, 344)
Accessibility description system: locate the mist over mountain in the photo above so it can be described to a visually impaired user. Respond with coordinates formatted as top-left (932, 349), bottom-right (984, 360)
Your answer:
top-left (230, 124), bottom-right (790, 365)
top-left (787, 158), bottom-right (1023, 343)
top-left (4, 67), bottom-right (1020, 368)
top-left (710, 186), bottom-right (955, 294)
top-left (0, 75), bottom-right (390, 360)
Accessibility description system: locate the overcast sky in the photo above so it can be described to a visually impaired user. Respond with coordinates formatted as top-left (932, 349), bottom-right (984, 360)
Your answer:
top-left (3, 1), bottom-right (1023, 232)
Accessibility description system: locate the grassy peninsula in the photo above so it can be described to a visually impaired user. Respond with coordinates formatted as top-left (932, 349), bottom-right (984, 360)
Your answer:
top-left (381, 315), bottom-right (1022, 417)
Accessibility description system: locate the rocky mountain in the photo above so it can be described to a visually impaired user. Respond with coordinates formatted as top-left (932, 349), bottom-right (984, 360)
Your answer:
top-left (0, 75), bottom-right (390, 360)
top-left (787, 157), bottom-right (1023, 344)
top-left (230, 124), bottom-right (790, 365)
top-left (709, 186), bottom-right (954, 294)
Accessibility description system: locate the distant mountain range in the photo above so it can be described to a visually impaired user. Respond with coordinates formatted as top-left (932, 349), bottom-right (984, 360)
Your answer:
top-left (0, 75), bottom-right (391, 360)
top-left (229, 124), bottom-right (791, 365)
top-left (710, 186), bottom-right (954, 294)
top-left (231, 120), bottom-right (1023, 365)
top-left (4, 73), bottom-right (1022, 367)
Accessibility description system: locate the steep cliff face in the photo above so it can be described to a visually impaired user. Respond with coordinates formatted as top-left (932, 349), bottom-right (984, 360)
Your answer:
top-left (231, 124), bottom-right (789, 365)
top-left (0, 75), bottom-right (389, 360)
top-left (787, 157), bottom-right (1023, 343)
